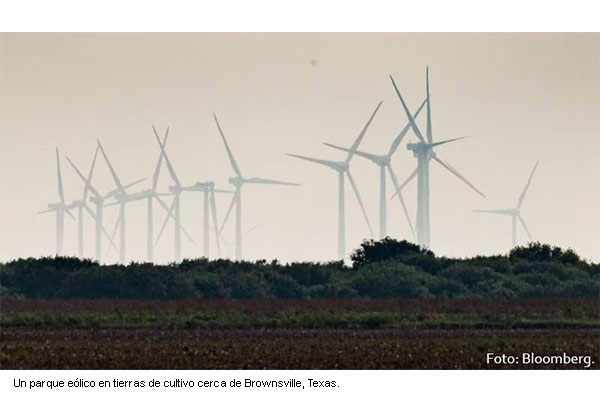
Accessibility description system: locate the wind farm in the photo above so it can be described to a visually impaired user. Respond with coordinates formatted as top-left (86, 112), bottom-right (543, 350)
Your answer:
top-left (33, 69), bottom-right (546, 263)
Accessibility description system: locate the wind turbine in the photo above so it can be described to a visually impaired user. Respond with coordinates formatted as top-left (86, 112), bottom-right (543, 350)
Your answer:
top-left (39, 148), bottom-right (75, 255)
top-left (152, 126), bottom-right (196, 262)
top-left (475, 162), bottom-right (539, 248)
top-left (323, 98), bottom-right (428, 239)
top-left (66, 155), bottom-right (135, 262)
top-left (96, 140), bottom-right (145, 264)
top-left (65, 145), bottom-right (100, 258)
top-left (214, 113), bottom-right (300, 260)
top-left (390, 68), bottom-right (485, 248)
top-left (287, 101), bottom-right (381, 259)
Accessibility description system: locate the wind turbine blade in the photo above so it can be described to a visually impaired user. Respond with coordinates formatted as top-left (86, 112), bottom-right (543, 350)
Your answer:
top-left (219, 190), bottom-right (237, 234)
top-left (517, 161), bottom-right (539, 209)
top-left (154, 197), bottom-right (175, 247)
top-left (243, 225), bottom-right (259, 238)
top-left (56, 148), bottom-right (65, 205)
top-left (433, 156), bottom-right (485, 198)
top-left (83, 145), bottom-right (100, 200)
top-left (102, 225), bottom-right (119, 253)
top-left (213, 113), bottom-right (242, 177)
top-left (151, 126), bottom-right (169, 190)
top-left (388, 97), bottom-right (428, 157)
top-left (245, 177), bottom-right (300, 186)
top-left (426, 66), bottom-right (433, 144)
top-left (38, 209), bottom-right (53, 214)
top-left (518, 215), bottom-right (533, 241)
top-left (66, 157), bottom-right (102, 199)
top-left (220, 234), bottom-right (232, 247)
top-left (83, 204), bottom-right (96, 220)
top-left (153, 193), bottom-right (172, 213)
top-left (152, 126), bottom-right (180, 188)
top-left (473, 209), bottom-right (514, 215)
top-left (387, 164), bottom-right (416, 238)
top-left (122, 178), bottom-right (146, 191)
top-left (286, 153), bottom-right (340, 170)
top-left (390, 167), bottom-right (418, 199)
top-left (390, 75), bottom-right (427, 144)
top-left (180, 224), bottom-right (195, 245)
top-left (64, 209), bottom-right (76, 220)
top-left (429, 136), bottom-right (468, 148)
top-left (323, 143), bottom-right (381, 163)
top-left (346, 170), bottom-right (374, 237)
top-left (106, 207), bottom-right (122, 255)
top-left (97, 140), bottom-right (124, 192)
top-left (345, 101), bottom-right (383, 163)
top-left (210, 188), bottom-right (222, 257)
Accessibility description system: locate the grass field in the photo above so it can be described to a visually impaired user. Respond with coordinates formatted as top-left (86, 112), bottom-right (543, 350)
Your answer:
top-left (1, 298), bottom-right (598, 369)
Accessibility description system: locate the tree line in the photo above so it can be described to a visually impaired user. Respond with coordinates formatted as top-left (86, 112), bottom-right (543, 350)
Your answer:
top-left (1, 240), bottom-right (598, 299)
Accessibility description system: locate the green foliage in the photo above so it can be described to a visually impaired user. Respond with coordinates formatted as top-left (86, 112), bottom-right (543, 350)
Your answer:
top-left (1, 240), bottom-right (598, 299)
top-left (509, 242), bottom-right (581, 264)
top-left (350, 237), bottom-right (434, 269)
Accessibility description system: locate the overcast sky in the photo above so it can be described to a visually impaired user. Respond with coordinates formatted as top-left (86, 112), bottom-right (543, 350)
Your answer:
top-left (1, 33), bottom-right (598, 263)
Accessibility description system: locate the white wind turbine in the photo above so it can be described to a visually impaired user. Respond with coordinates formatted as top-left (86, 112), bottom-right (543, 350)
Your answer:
top-left (66, 154), bottom-right (131, 262)
top-left (475, 162), bottom-right (539, 248)
top-left (390, 68), bottom-right (485, 248)
top-left (287, 101), bottom-right (382, 259)
top-left (39, 148), bottom-right (75, 255)
top-left (214, 113), bottom-right (300, 261)
top-left (152, 126), bottom-right (196, 262)
top-left (323, 98), bottom-right (429, 239)
top-left (66, 145), bottom-right (100, 257)
top-left (96, 140), bottom-right (146, 264)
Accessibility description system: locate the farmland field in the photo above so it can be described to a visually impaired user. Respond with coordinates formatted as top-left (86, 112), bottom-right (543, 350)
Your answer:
top-left (1, 298), bottom-right (598, 369)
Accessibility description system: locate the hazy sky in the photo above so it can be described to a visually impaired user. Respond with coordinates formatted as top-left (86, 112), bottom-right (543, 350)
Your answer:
top-left (1, 33), bottom-right (598, 263)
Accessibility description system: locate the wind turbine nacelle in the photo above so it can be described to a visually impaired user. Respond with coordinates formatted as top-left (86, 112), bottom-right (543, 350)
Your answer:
top-left (229, 177), bottom-right (244, 186)
top-left (47, 203), bottom-right (61, 210)
top-left (407, 142), bottom-right (430, 154)
top-left (194, 181), bottom-right (214, 189)
top-left (169, 185), bottom-right (182, 193)
top-left (114, 192), bottom-right (128, 201)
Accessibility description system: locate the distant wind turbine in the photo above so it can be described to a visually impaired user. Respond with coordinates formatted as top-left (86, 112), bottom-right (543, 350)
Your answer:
top-left (38, 148), bottom-right (76, 255)
top-left (65, 145), bottom-right (100, 257)
top-left (390, 68), bottom-right (485, 248)
top-left (475, 162), bottom-right (539, 248)
top-left (287, 101), bottom-right (381, 259)
top-left (66, 154), bottom-right (135, 262)
top-left (96, 140), bottom-right (145, 264)
top-left (214, 113), bottom-right (300, 260)
top-left (151, 126), bottom-right (196, 262)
